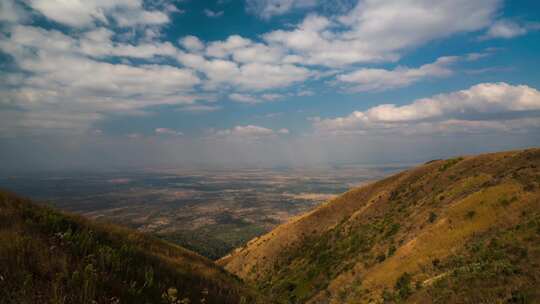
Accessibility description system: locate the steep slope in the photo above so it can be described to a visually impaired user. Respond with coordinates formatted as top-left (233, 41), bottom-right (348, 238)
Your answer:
top-left (0, 191), bottom-right (264, 304)
top-left (219, 148), bottom-right (540, 303)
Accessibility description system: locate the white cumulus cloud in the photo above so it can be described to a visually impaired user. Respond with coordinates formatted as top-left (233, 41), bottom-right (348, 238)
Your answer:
top-left (0, 25), bottom-right (201, 135)
top-left (246, 0), bottom-right (318, 19)
top-left (204, 9), bottom-right (224, 18)
top-left (481, 19), bottom-right (540, 40)
top-left (336, 56), bottom-right (458, 92)
top-left (264, 0), bottom-right (500, 67)
top-left (314, 83), bottom-right (540, 134)
top-left (213, 125), bottom-right (290, 139)
top-left (27, 0), bottom-right (169, 27)
top-left (229, 93), bottom-right (260, 104)
top-left (179, 35), bottom-right (205, 52)
top-left (155, 128), bottom-right (184, 136)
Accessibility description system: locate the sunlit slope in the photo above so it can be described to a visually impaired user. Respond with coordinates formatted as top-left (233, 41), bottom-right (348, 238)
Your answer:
top-left (0, 191), bottom-right (264, 304)
top-left (219, 148), bottom-right (540, 303)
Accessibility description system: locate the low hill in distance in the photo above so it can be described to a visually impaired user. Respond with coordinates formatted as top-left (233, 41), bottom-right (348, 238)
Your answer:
top-left (219, 148), bottom-right (540, 303)
top-left (0, 191), bottom-right (264, 304)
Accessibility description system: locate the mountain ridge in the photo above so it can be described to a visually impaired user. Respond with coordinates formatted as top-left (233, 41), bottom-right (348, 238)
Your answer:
top-left (219, 148), bottom-right (540, 303)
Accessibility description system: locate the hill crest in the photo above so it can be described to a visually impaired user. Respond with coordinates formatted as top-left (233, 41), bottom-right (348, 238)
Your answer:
top-left (219, 148), bottom-right (540, 303)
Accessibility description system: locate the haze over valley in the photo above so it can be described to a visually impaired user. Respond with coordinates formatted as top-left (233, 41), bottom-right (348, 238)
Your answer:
top-left (0, 165), bottom-right (404, 258)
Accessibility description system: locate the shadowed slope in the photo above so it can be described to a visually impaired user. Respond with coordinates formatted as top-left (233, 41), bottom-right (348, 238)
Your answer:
top-left (0, 191), bottom-right (264, 304)
top-left (219, 148), bottom-right (540, 303)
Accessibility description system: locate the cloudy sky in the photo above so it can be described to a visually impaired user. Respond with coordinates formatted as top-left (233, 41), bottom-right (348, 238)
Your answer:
top-left (1, 0), bottom-right (539, 171)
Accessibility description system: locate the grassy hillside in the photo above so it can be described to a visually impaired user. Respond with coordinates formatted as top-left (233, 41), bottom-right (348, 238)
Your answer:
top-left (219, 148), bottom-right (540, 303)
top-left (0, 191), bottom-right (264, 304)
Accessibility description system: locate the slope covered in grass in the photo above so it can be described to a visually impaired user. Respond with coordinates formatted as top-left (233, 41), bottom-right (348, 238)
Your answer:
top-left (219, 148), bottom-right (540, 303)
top-left (0, 191), bottom-right (264, 304)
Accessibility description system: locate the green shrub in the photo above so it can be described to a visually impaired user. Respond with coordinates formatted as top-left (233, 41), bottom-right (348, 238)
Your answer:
top-left (395, 272), bottom-right (412, 299)
top-left (439, 157), bottom-right (464, 172)
top-left (466, 210), bottom-right (476, 219)
top-left (387, 245), bottom-right (396, 257)
top-left (429, 212), bottom-right (438, 223)
top-left (385, 223), bottom-right (400, 238)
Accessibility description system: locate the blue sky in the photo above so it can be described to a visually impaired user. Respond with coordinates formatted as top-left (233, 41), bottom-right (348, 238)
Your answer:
top-left (0, 0), bottom-right (539, 170)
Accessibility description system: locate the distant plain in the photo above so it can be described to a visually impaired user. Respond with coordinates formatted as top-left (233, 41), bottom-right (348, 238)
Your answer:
top-left (0, 165), bottom-right (407, 258)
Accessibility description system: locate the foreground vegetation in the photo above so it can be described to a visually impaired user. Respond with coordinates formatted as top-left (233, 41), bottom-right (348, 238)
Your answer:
top-left (220, 148), bottom-right (540, 303)
top-left (0, 191), bottom-right (263, 304)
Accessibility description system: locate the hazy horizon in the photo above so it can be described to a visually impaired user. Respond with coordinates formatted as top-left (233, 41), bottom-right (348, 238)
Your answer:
top-left (1, 133), bottom-right (538, 173)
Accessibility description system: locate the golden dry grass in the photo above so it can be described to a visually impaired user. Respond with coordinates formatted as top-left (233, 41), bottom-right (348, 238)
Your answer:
top-left (220, 148), bottom-right (540, 303)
